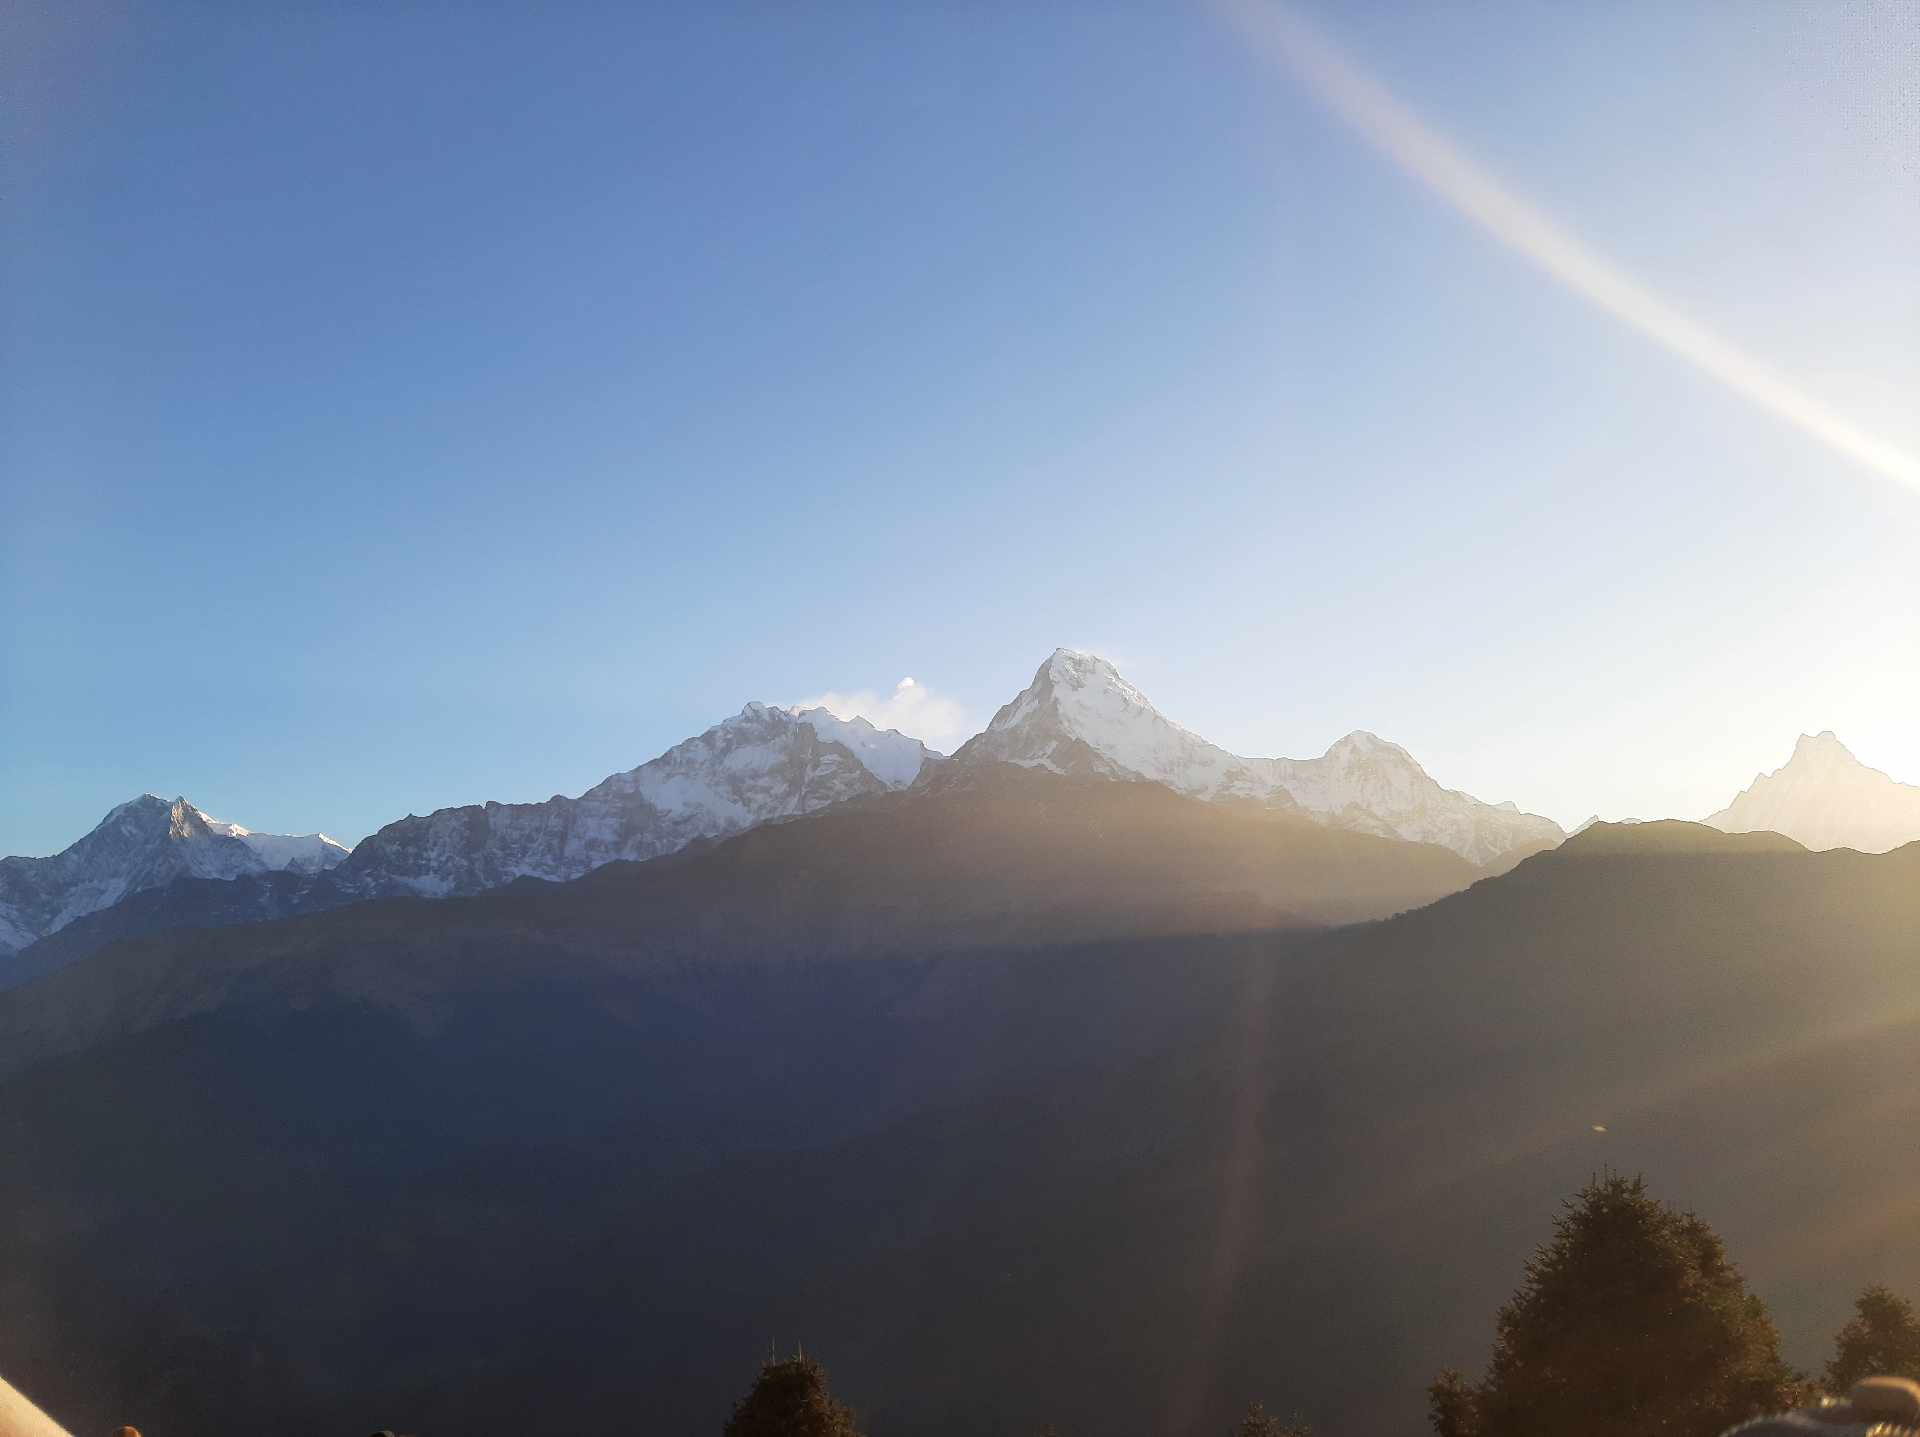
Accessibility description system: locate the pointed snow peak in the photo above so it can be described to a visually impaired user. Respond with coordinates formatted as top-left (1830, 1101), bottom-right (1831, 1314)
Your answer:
top-left (1046, 646), bottom-right (1122, 678)
top-left (956, 648), bottom-right (1221, 786)
top-left (1325, 730), bottom-right (1414, 762)
top-left (166, 796), bottom-right (211, 839)
top-left (1039, 648), bottom-right (1150, 708)
top-left (1707, 731), bottom-right (1920, 852)
top-left (1792, 730), bottom-right (1855, 764)
top-left (107, 794), bottom-right (174, 824)
top-left (2, 792), bottom-right (349, 954)
top-left (1020, 649), bottom-right (1179, 746)
top-left (1321, 731), bottom-right (1430, 783)
top-left (94, 793), bottom-right (212, 842)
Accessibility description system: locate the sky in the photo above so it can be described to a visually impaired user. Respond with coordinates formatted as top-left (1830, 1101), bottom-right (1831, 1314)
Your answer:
top-left (4, 0), bottom-right (1917, 854)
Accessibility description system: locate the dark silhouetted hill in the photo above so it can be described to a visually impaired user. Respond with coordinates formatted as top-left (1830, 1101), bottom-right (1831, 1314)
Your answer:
top-left (2, 819), bottom-right (1916, 1435)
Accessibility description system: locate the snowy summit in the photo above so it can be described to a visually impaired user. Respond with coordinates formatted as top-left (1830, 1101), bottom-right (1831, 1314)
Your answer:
top-left (0, 795), bottom-right (347, 955)
top-left (1706, 731), bottom-right (1920, 853)
top-left (953, 649), bottom-right (1564, 869)
top-left (332, 701), bottom-right (944, 900)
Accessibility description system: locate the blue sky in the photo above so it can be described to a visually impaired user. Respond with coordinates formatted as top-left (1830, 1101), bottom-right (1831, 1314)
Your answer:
top-left (5, 0), bottom-right (1916, 854)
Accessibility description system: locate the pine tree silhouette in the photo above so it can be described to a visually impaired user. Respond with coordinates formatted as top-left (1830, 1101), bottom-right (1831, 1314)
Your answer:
top-left (1429, 1173), bottom-right (1800, 1437)
top-left (1827, 1286), bottom-right (1920, 1392)
top-left (724, 1352), bottom-right (863, 1437)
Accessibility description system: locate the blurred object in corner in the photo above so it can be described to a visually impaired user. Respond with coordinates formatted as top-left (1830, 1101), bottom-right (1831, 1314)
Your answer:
top-left (0, 1375), bottom-right (72, 1437)
top-left (1724, 1376), bottom-right (1920, 1435)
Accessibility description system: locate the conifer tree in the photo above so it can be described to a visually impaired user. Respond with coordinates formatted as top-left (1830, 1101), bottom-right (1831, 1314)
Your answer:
top-left (723, 1353), bottom-right (863, 1437)
top-left (1428, 1369), bottom-right (1479, 1437)
top-left (1428, 1173), bottom-right (1800, 1437)
top-left (1234, 1399), bottom-right (1310, 1436)
top-left (1826, 1286), bottom-right (1920, 1392)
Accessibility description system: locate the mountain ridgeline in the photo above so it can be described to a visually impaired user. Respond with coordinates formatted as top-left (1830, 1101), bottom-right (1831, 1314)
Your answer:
top-left (0, 650), bottom-right (1564, 981)
top-left (0, 765), bottom-right (1479, 1078)
top-left (954, 649), bottom-right (1565, 869)
top-left (2, 819), bottom-right (1918, 1436)
top-left (0, 705), bottom-right (940, 978)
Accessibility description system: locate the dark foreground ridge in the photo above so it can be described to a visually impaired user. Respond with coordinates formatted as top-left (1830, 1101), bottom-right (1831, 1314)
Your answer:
top-left (0, 761), bottom-right (1476, 1030)
top-left (1, 819), bottom-right (1917, 1433)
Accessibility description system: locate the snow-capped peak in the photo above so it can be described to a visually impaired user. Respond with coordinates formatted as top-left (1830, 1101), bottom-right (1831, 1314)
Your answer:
top-left (0, 794), bottom-right (351, 956)
top-left (1791, 730), bottom-right (1853, 766)
top-left (337, 697), bottom-right (944, 902)
top-left (958, 648), bottom-right (1248, 790)
top-left (954, 649), bottom-right (1563, 869)
top-left (1706, 732), bottom-right (1920, 853)
top-left (1038, 647), bottom-right (1159, 717)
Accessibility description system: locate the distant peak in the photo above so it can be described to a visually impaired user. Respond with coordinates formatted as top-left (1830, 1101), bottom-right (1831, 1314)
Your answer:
top-left (106, 792), bottom-right (202, 821)
top-left (1793, 730), bottom-right (1852, 758)
top-left (1044, 647), bottom-right (1123, 681)
top-left (166, 797), bottom-right (211, 840)
top-left (1778, 731), bottom-right (1866, 776)
top-left (1036, 648), bottom-right (1153, 708)
top-left (1325, 730), bottom-right (1417, 766)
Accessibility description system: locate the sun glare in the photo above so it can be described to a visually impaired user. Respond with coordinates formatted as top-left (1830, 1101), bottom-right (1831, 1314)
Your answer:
top-left (1218, 0), bottom-right (1920, 496)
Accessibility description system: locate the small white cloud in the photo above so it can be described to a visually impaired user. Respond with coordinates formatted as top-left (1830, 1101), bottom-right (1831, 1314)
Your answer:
top-left (796, 676), bottom-right (976, 755)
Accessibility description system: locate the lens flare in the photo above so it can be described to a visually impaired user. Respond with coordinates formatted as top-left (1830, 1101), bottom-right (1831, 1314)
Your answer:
top-left (1218, 0), bottom-right (1920, 495)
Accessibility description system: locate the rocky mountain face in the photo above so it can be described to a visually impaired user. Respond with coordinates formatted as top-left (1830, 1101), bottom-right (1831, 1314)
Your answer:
top-left (1706, 731), bottom-right (1920, 854)
top-left (0, 796), bottom-right (347, 956)
top-left (952, 649), bottom-right (1564, 869)
top-left (331, 704), bottom-right (940, 900)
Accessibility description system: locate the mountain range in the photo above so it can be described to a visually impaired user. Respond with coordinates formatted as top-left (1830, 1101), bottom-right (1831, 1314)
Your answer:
top-left (0, 650), bottom-right (1557, 975)
top-left (0, 796), bottom-right (346, 955)
top-left (7, 651), bottom-right (1916, 985)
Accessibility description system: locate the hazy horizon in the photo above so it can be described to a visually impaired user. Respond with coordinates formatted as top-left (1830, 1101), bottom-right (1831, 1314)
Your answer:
top-left (6, 0), bottom-right (1916, 854)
